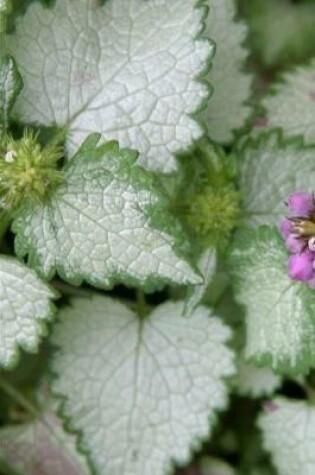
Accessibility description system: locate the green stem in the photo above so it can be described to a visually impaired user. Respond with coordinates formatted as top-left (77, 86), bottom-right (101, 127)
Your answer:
top-left (52, 279), bottom-right (93, 297)
top-left (48, 126), bottom-right (68, 148)
top-left (306, 384), bottom-right (315, 405)
top-left (136, 289), bottom-right (148, 319)
top-left (0, 374), bottom-right (40, 420)
top-left (305, 370), bottom-right (315, 405)
top-left (0, 210), bottom-right (11, 243)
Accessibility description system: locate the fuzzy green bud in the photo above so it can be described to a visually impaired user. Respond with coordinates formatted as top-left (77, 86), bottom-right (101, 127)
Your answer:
top-left (185, 187), bottom-right (241, 246)
top-left (0, 131), bottom-right (64, 209)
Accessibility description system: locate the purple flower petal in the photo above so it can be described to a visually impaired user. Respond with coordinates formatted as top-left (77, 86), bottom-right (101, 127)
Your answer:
top-left (288, 252), bottom-right (315, 282)
top-left (309, 237), bottom-right (315, 252)
top-left (288, 192), bottom-right (314, 217)
top-left (285, 234), bottom-right (305, 253)
top-left (280, 219), bottom-right (292, 239)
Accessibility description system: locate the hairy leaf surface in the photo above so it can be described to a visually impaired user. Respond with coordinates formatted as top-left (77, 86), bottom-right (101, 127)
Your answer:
top-left (7, 0), bottom-right (212, 172)
top-left (235, 356), bottom-right (281, 398)
top-left (13, 136), bottom-right (201, 289)
top-left (0, 256), bottom-right (55, 367)
top-left (259, 397), bottom-right (315, 475)
top-left (52, 296), bottom-right (235, 475)
top-left (204, 0), bottom-right (252, 143)
top-left (184, 246), bottom-right (217, 315)
top-left (239, 132), bottom-right (315, 226)
top-left (229, 226), bottom-right (315, 374)
top-left (0, 55), bottom-right (22, 136)
top-left (260, 60), bottom-right (315, 143)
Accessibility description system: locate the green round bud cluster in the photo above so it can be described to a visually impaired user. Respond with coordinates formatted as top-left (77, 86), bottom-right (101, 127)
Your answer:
top-left (183, 186), bottom-right (241, 248)
top-left (0, 131), bottom-right (64, 209)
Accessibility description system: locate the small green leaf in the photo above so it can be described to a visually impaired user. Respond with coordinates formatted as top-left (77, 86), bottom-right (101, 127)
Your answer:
top-left (6, 0), bottom-right (213, 172)
top-left (229, 226), bottom-right (315, 374)
top-left (260, 60), bottom-right (315, 144)
top-left (204, 0), bottom-right (253, 143)
top-left (52, 296), bottom-right (235, 475)
top-left (0, 255), bottom-right (56, 368)
top-left (239, 131), bottom-right (315, 226)
top-left (0, 55), bottom-right (22, 137)
top-left (184, 246), bottom-right (217, 316)
top-left (258, 397), bottom-right (315, 475)
top-left (13, 136), bottom-right (201, 289)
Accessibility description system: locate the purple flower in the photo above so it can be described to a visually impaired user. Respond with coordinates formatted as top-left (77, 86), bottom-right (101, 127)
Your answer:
top-left (288, 192), bottom-right (314, 217)
top-left (280, 218), bottom-right (292, 239)
top-left (285, 234), bottom-right (305, 254)
top-left (281, 192), bottom-right (315, 288)
top-left (288, 252), bottom-right (315, 281)
top-left (309, 237), bottom-right (315, 252)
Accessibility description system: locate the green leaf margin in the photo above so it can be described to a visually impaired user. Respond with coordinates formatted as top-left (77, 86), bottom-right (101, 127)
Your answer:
top-left (12, 135), bottom-right (202, 292)
top-left (228, 225), bottom-right (315, 375)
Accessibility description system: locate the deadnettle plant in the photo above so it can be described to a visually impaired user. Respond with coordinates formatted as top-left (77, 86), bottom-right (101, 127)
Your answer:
top-left (1, 2), bottom-right (315, 475)
top-left (281, 192), bottom-right (315, 287)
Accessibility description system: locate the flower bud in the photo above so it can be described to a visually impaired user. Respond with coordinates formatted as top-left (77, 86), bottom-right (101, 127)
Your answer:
top-left (0, 131), bottom-right (63, 209)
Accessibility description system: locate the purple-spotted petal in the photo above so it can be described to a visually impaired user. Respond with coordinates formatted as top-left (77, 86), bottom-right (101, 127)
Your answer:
top-left (285, 234), bottom-right (305, 253)
top-left (280, 219), bottom-right (292, 239)
top-left (288, 192), bottom-right (314, 217)
top-left (288, 252), bottom-right (315, 282)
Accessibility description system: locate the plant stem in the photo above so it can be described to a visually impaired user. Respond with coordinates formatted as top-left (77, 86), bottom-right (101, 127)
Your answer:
top-left (136, 289), bottom-right (148, 319)
top-left (52, 279), bottom-right (93, 297)
top-left (47, 125), bottom-right (68, 147)
top-left (0, 374), bottom-right (39, 420)
top-left (0, 210), bottom-right (11, 243)
top-left (305, 370), bottom-right (315, 405)
top-left (306, 384), bottom-right (315, 405)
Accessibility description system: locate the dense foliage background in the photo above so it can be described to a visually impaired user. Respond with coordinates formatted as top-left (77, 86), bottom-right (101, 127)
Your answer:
top-left (1, 1), bottom-right (315, 474)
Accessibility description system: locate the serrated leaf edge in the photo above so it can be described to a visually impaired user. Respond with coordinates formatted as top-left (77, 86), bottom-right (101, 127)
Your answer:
top-left (228, 225), bottom-right (315, 375)
top-left (12, 136), bottom-right (202, 291)
top-left (48, 298), bottom-right (235, 475)
top-left (0, 255), bottom-right (58, 369)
